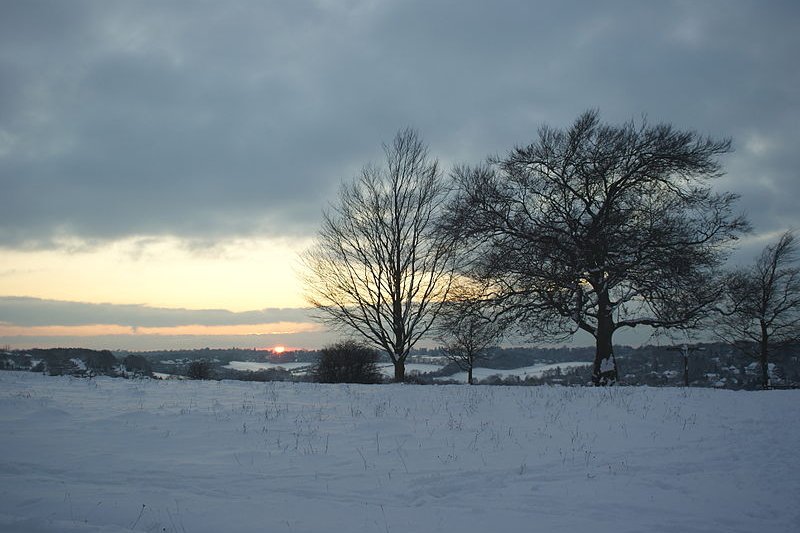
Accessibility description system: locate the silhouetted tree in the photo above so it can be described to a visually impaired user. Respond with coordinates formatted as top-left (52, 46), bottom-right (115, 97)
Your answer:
top-left (437, 281), bottom-right (506, 384)
top-left (312, 340), bottom-right (382, 384)
top-left (716, 231), bottom-right (800, 388)
top-left (443, 110), bottom-right (747, 385)
top-left (302, 129), bottom-right (453, 381)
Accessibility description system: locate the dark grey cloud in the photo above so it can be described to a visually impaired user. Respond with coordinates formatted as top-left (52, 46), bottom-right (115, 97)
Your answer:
top-left (0, 296), bottom-right (313, 327)
top-left (1, 0), bottom-right (798, 252)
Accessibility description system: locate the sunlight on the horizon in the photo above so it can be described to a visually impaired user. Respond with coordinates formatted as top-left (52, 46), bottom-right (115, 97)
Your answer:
top-left (0, 236), bottom-right (313, 311)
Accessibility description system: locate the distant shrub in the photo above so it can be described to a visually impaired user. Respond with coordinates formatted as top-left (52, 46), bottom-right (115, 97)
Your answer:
top-left (313, 341), bottom-right (382, 384)
top-left (402, 373), bottom-right (435, 385)
top-left (187, 360), bottom-right (213, 380)
top-left (240, 367), bottom-right (292, 382)
top-left (479, 374), bottom-right (504, 386)
top-left (123, 354), bottom-right (153, 376)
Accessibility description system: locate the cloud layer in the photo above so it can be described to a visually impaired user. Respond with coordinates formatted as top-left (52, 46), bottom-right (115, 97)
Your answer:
top-left (0, 296), bottom-right (332, 351)
top-left (1, 1), bottom-right (798, 251)
top-left (0, 296), bottom-right (314, 328)
top-left (1, 1), bottom-right (798, 351)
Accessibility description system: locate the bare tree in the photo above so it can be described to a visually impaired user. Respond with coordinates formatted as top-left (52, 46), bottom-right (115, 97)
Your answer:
top-left (436, 281), bottom-right (506, 385)
top-left (716, 231), bottom-right (800, 389)
top-left (443, 110), bottom-right (748, 385)
top-left (302, 129), bottom-right (453, 381)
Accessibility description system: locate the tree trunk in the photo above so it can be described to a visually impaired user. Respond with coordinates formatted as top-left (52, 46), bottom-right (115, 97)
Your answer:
top-left (592, 294), bottom-right (617, 386)
top-left (683, 351), bottom-right (689, 387)
top-left (393, 359), bottom-right (405, 382)
top-left (468, 365), bottom-right (473, 385)
top-left (392, 292), bottom-right (406, 382)
top-left (760, 320), bottom-right (769, 390)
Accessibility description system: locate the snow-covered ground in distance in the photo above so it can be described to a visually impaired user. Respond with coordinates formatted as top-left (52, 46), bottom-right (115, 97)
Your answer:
top-left (224, 361), bottom-right (444, 377)
top-left (436, 362), bottom-right (591, 383)
top-left (376, 363), bottom-right (445, 376)
top-left (226, 360), bottom-right (590, 383)
top-left (224, 361), bottom-right (314, 372)
top-left (0, 371), bottom-right (797, 532)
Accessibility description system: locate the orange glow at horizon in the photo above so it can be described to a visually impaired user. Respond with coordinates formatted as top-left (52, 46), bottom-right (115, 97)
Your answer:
top-left (272, 345), bottom-right (286, 354)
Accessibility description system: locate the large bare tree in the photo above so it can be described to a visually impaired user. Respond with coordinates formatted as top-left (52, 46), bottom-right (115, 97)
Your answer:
top-left (716, 231), bottom-right (800, 389)
top-left (443, 110), bottom-right (748, 385)
top-left (302, 129), bottom-right (453, 381)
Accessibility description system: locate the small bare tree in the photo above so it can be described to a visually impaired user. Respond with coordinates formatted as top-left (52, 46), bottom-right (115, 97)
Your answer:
top-left (716, 231), bottom-right (800, 388)
top-left (302, 129), bottom-right (453, 381)
top-left (437, 281), bottom-right (506, 384)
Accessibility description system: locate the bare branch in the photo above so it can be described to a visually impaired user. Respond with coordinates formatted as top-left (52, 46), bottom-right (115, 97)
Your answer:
top-left (442, 110), bottom-right (746, 385)
top-left (715, 231), bottom-right (800, 388)
top-left (301, 129), bottom-right (454, 381)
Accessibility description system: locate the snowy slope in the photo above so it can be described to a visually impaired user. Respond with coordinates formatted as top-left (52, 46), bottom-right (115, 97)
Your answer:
top-left (0, 372), bottom-right (797, 532)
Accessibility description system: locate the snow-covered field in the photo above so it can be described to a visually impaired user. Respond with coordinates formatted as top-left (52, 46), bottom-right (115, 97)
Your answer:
top-left (1, 372), bottom-right (797, 533)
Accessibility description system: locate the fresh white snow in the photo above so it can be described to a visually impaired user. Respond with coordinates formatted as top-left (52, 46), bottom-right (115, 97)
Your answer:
top-left (0, 371), bottom-right (798, 532)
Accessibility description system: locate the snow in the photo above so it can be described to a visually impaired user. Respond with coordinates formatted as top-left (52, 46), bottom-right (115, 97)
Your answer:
top-left (1, 371), bottom-right (798, 532)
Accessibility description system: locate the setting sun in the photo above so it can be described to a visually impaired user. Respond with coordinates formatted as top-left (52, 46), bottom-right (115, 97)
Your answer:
top-left (272, 346), bottom-right (286, 354)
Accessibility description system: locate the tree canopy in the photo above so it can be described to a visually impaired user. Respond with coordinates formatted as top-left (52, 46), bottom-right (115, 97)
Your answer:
top-left (302, 129), bottom-right (453, 381)
top-left (443, 110), bottom-right (748, 384)
top-left (716, 231), bottom-right (800, 388)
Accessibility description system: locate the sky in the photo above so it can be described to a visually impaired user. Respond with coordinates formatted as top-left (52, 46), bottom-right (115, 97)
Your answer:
top-left (1, 0), bottom-right (799, 352)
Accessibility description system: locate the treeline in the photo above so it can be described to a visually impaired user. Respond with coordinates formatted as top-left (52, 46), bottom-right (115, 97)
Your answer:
top-left (1, 348), bottom-right (152, 377)
top-left (4, 341), bottom-right (798, 389)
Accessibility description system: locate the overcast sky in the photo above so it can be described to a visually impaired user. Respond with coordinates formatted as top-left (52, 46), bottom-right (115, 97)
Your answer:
top-left (1, 0), bottom-right (798, 351)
